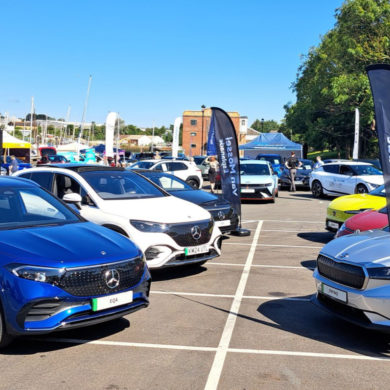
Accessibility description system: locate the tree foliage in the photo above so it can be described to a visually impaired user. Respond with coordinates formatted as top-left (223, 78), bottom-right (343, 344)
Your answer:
top-left (284, 0), bottom-right (390, 157)
top-left (251, 119), bottom-right (280, 132)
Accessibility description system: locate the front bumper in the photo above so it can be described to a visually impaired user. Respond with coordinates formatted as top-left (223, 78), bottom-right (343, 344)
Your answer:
top-left (1, 267), bottom-right (151, 336)
top-left (313, 268), bottom-right (390, 332)
top-left (240, 185), bottom-right (275, 200)
top-left (325, 218), bottom-right (343, 232)
top-left (280, 177), bottom-right (310, 188)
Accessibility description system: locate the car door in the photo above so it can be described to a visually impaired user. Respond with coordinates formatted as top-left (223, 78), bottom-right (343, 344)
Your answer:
top-left (338, 165), bottom-right (357, 194)
top-left (322, 165), bottom-right (339, 193)
top-left (165, 162), bottom-right (188, 181)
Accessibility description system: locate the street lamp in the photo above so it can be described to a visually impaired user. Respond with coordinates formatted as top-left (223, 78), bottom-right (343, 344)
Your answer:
top-left (201, 105), bottom-right (206, 155)
top-left (261, 118), bottom-right (264, 132)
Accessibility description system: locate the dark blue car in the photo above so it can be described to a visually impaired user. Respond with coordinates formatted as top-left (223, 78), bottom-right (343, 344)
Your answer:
top-left (0, 177), bottom-right (150, 347)
top-left (255, 154), bottom-right (283, 177)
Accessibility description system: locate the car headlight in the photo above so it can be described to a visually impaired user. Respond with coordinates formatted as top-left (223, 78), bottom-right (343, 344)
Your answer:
top-left (368, 183), bottom-right (380, 189)
top-left (130, 220), bottom-right (169, 232)
top-left (7, 264), bottom-right (65, 284)
top-left (264, 182), bottom-right (273, 186)
top-left (367, 267), bottom-right (390, 279)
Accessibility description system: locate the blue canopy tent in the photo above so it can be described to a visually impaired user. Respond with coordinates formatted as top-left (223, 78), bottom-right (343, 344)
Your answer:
top-left (239, 132), bottom-right (302, 160)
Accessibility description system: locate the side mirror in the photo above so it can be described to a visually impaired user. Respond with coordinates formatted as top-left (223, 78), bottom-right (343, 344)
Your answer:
top-left (63, 193), bottom-right (82, 209)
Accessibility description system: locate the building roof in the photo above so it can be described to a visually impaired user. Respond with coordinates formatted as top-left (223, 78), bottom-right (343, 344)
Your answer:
top-left (183, 109), bottom-right (240, 118)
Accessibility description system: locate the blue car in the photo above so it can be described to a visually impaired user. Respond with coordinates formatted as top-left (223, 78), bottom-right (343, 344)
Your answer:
top-left (1, 156), bottom-right (32, 173)
top-left (255, 154), bottom-right (283, 177)
top-left (0, 176), bottom-right (150, 347)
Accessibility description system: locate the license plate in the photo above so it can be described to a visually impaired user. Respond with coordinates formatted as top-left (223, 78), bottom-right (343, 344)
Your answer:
top-left (327, 221), bottom-right (339, 229)
top-left (295, 181), bottom-right (303, 184)
top-left (215, 220), bottom-right (230, 227)
top-left (92, 291), bottom-right (133, 312)
top-left (184, 245), bottom-right (209, 256)
top-left (241, 188), bottom-right (255, 193)
top-left (321, 283), bottom-right (347, 303)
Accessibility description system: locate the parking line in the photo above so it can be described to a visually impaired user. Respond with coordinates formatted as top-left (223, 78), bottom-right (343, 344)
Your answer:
top-left (204, 220), bottom-right (263, 390)
top-left (40, 338), bottom-right (390, 362)
top-left (224, 242), bottom-right (322, 249)
top-left (150, 290), bottom-right (311, 301)
top-left (242, 219), bottom-right (324, 224)
top-left (208, 263), bottom-right (313, 270)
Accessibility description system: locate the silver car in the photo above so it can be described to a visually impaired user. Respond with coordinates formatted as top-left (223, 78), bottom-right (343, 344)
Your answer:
top-left (313, 229), bottom-right (390, 331)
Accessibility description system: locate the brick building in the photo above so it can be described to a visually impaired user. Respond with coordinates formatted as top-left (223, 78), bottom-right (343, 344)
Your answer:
top-left (182, 109), bottom-right (240, 156)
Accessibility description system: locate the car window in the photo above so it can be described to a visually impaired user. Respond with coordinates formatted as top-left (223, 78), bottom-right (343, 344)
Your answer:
top-left (340, 165), bottom-right (354, 176)
top-left (322, 165), bottom-right (339, 174)
top-left (240, 164), bottom-right (270, 176)
top-left (18, 172), bottom-right (32, 180)
top-left (30, 172), bottom-right (54, 190)
top-left (352, 165), bottom-right (382, 176)
top-left (53, 173), bottom-right (91, 205)
top-left (166, 162), bottom-right (187, 171)
top-left (194, 157), bottom-right (205, 165)
top-left (153, 163), bottom-right (164, 171)
top-left (153, 175), bottom-right (191, 191)
top-left (130, 161), bottom-right (155, 169)
top-left (80, 171), bottom-right (166, 200)
top-left (0, 187), bottom-right (80, 229)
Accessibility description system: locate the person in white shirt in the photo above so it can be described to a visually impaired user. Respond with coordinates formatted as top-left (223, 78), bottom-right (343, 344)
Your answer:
top-left (314, 156), bottom-right (324, 169)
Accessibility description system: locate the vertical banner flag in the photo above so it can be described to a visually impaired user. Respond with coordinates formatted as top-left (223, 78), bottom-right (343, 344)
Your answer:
top-left (352, 108), bottom-right (360, 160)
top-left (367, 64), bottom-right (390, 226)
top-left (105, 112), bottom-right (118, 158)
top-left (206, 114), bottom-right (217, 156)
top-left (172, 117), bottom-right (182, 158)
top-left (210, 107), bottom-right (241, 220)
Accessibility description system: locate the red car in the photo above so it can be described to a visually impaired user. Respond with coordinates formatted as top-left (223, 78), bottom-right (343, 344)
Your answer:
top-left (336, 207), bottom-right (388, 238)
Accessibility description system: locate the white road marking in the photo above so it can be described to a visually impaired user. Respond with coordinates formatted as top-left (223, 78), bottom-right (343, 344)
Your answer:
top-left (150, 290), bottom-right (311, 301)
top-left (208, 262), bottom-right (313, 270)
top-left (204, 220), bottom-right (263, 390)
top-left (224, 242), bottom-right (322, 249)
top-left (242, 219), bottom-right (324, 224)
top-left (41, 338), bottom-right (390, 362)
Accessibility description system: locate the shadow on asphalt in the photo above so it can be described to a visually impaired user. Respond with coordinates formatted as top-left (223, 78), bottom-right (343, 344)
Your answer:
top-left (301, 260), bottom-right (317, 270)
top-left (257, 297), bottom-right (390, 358)
top-left (151, 264), bottom-right (207, 281)
top-left (297, 232), bottom-right (334, 244)
top-left (1, 317), bottom-right (131, 355)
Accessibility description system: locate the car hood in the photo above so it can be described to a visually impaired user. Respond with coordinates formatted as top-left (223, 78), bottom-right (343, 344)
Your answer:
top-left (328, 194), bottom-right (385, 212)
top-left (99, 195), bottom-right (211, 223)
top-left (0, 222), bottom-right (141, 268)
top-left (345, 209), bottom-right (388, 231)
top-left (358, 175), bottom-right (384, 185)
top-left (321, 230), bottom-right (390, 266)
top-left (241, 175), bottom-right (273, 185)
top-left (167, 189), bottom-right (229, 207)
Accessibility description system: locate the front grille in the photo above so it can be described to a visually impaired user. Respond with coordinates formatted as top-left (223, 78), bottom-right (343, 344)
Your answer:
top-left (166, 219), bottom-right (213, 247)
top-left (209, 207), bottom-right (233, 221)
top-left (317, 254), bottom-right (365, 289)
top-left (59, 257), bottom-right (145, 297)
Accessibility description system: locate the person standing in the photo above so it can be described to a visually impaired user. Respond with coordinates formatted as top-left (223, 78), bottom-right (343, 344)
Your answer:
top-left (208, 156), bottom-right (219, 193)
top-left (285, 152), bottom-right (302, 192)
top-left (9, 156), bottom-right (19, 175)
top-left (313, 155), bottom-right (324, 169)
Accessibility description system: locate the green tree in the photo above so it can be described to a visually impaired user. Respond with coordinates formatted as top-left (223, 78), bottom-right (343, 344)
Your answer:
top-left (284, 0), bottom-right (390, 157)
top-left (251, 119), bottom-right (280, 132)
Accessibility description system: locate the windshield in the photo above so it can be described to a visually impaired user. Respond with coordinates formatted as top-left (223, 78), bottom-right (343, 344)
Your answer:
top-left (80, 170), bottom-right (165, 200)
top-left (352, 165), bottom-right (382, 176)
top-left (0, 186), bottom-right (80, 229)
top-left (194, 157), bottom-right (206, 165)
top-left (299, 160), bottom-right (313, 170)
top-left (241, 163), bottom-right (271, 176)
top-left (130, 161), bottom-right (155, 169)
top-left (143, 173), bottom-right (193, 192)
top-left (257, 156), bottom-right (281, 165)
top-left (369, 184), bottom-right (385, 197)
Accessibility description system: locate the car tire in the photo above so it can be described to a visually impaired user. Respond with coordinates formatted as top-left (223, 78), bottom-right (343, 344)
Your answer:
top-left (0, 303), bottom-right (13, 349)
top-left (186, 178), bottom-right (199, 189)
top-left (355, 184), bottom-right (368, 194)
top-left (312, 180), bottom-right (323, 198)
top-left (275, 189), bottom-right (279, 198)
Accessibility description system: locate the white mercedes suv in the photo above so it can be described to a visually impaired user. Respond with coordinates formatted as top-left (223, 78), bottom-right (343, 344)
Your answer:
top-left (14, 165), bottom-right (222, 268)
top-left (310, 161), bottom-right (383, 198)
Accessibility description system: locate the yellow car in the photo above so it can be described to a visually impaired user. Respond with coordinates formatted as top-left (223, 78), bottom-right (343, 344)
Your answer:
top-left (326, 185), bottom-right (385, 232)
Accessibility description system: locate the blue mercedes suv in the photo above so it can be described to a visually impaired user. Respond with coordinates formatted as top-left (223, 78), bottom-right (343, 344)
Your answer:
top-left (0, 176), bottom-right (150, 347)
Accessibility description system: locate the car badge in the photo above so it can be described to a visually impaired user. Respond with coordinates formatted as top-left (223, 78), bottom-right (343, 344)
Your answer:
top-left (218, 211), bottom-right (225, 221)
top-left (104, 269), bottom-right (120, 289)
top-left (332, 211), bottom-right (336, 217)
top-left (191, 225), bottom-right (202, 240)
top-left (339, 252), bottom-right (349, 259)
top-left (101, 251), bottom-right (106, 256)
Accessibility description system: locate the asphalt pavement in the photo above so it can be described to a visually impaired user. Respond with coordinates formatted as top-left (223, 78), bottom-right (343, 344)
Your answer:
top-left (1, 189), bottom-right (390, 390)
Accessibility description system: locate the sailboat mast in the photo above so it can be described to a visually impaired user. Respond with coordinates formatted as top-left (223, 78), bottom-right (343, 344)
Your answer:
top-left (78, 75), bottom-right (92, 150)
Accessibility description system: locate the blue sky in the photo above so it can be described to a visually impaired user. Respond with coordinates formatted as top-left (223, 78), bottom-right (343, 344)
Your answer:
top-left (0, 0), bottom-right (342, 127)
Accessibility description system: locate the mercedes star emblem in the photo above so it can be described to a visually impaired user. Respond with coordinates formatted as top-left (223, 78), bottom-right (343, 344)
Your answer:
top-left (104, 269), bottom-right (120, 289)
top-left (218, 211), bottom-right (225, 221)
top-left (191, 225), bottom-right (202, 240)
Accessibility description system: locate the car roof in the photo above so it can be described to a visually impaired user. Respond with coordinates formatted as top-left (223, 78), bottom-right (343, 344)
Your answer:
top-left (36, 164), bottom-right (126, 173)
top-left (241, 160), bottom-right (269, 165)
top-left (324, 161), bottom-right (372, 166)
top-left (0, 176), bottom-right (40, 188)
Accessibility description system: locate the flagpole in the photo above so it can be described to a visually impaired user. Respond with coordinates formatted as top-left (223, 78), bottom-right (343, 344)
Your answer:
top-left (78, 75), bottom-right (92, 158)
